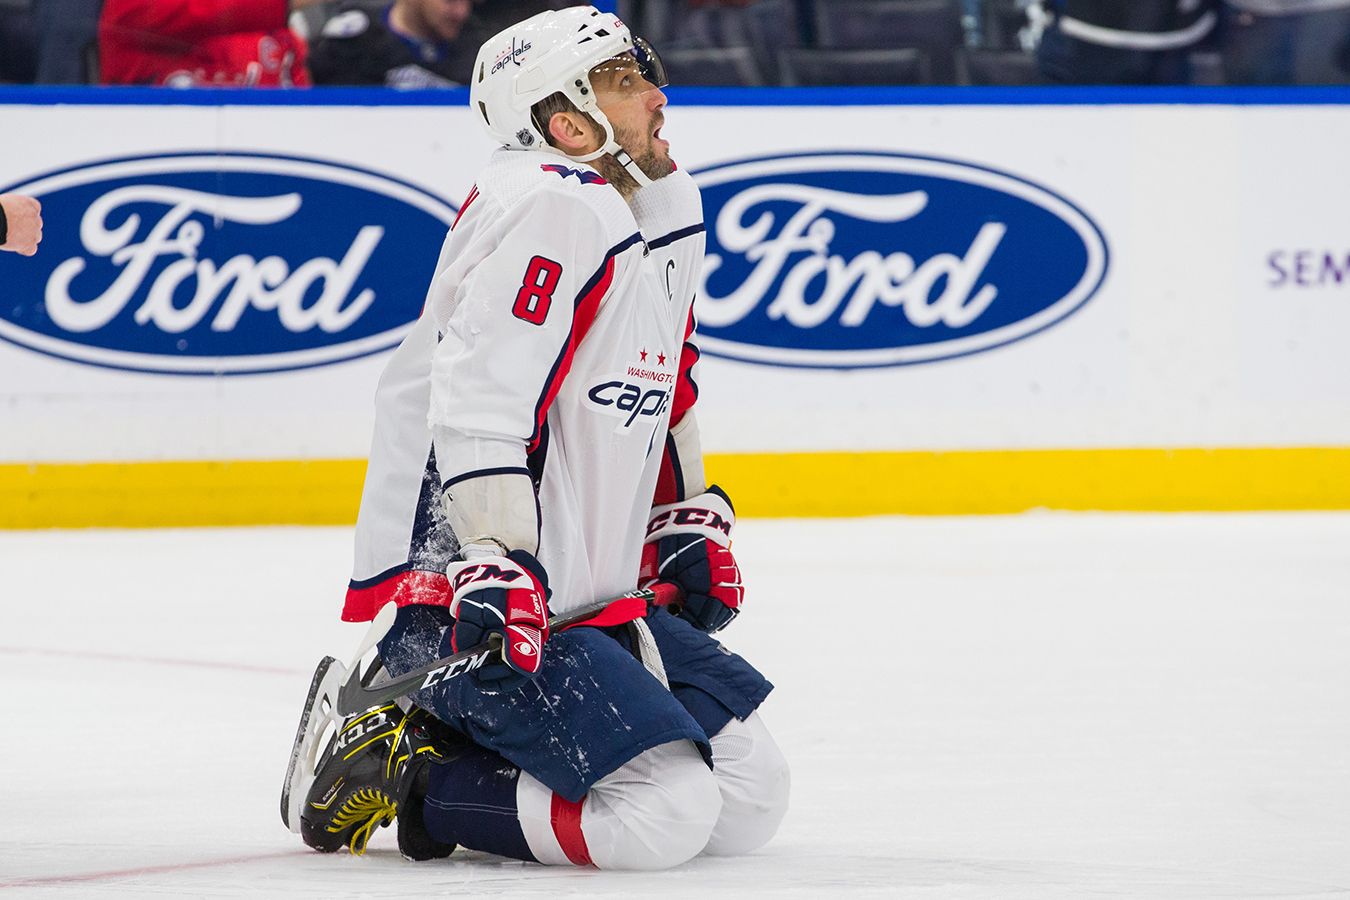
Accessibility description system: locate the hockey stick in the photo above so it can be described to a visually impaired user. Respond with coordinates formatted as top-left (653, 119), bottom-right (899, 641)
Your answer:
top-left (333, 582), bottom-right (680, 716)
top-left (281, 582), bottom-right (681, 831)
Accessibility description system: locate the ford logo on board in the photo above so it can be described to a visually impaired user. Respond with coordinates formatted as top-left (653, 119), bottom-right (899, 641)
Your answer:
top-left (692, 151), bottom-right (1109, 368)
top-left (0, 152), bottom-right (456, 375)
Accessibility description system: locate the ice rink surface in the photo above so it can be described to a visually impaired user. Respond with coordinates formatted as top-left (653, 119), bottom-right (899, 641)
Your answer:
top-left (2, 512), bottom-right (1348, 899)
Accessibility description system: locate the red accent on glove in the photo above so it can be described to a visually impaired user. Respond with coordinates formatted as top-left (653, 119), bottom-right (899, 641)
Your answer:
top-left (447, 552), bottom-right (550, 681)
top-left (705, 544), bottom-right (744, 612)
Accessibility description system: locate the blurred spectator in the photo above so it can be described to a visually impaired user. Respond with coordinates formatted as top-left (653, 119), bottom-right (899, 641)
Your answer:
top-left (1221, 0), bottom-right (1350, 83)
top-left (35, 0), bottom-right (102, 83)
top-left (308, 0), bottom-right (476, 86)
top-left (99, 0), bottom-right (317, 86)
top-left (1034, 0), bottom-right (1219, 83)
top-left (17, 0), bottom-right (1350, 89)
top-left (0, 0), bottom-right (37, 83)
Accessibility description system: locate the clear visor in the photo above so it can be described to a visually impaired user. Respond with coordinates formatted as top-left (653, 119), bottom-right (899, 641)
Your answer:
top-left (633, 37), bottom-right (668, 88)
top-left (587, 37), bottom-right (669, 96)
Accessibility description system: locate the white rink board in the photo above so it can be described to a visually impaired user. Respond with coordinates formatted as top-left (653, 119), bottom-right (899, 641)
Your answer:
top-left (0, 100), bottom-right (1348, 464)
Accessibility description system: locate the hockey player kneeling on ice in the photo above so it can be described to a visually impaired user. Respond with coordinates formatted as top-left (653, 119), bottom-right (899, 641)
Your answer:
top-left (294, 6), bottom-right (789, 871)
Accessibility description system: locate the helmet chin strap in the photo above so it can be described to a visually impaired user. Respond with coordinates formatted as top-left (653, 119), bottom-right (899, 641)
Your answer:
top-left (570, 111), bottom-right (654, 188)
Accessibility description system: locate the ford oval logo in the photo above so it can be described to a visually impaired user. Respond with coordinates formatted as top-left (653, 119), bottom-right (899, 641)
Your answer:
top-left (0, 152), bottom-right (456, 375)
top-left (692, 151), bottom-right (1109, 368)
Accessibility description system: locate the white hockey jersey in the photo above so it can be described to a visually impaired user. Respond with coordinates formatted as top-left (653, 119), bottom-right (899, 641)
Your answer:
top-left (343, 147), bottom-right (706, 622)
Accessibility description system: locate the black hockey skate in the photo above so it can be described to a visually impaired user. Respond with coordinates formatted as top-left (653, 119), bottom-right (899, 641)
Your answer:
top-left (300, 702), bottom-right (460, 860)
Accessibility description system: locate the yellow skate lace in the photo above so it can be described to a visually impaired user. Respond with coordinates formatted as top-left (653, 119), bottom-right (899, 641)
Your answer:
top-left (327, 788), bottom-right (397, 855)
top-left (321, 707), bottom-right (445, 855)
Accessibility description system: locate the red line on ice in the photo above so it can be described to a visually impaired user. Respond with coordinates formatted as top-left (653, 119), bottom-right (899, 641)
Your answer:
top-left (0, 645), bottom-right (304, 675)
top-left (0, 850), bottom-right (309, 888)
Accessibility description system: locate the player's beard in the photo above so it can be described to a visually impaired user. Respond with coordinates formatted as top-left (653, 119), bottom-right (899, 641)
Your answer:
top-left (595, 111), bottom-right (674, 199)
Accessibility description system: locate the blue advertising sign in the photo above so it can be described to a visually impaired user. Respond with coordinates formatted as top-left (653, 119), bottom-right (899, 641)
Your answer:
top-left (692, 151), bottom-right (1109, 368)
top-left (0, 153), bottom-right (456, 375)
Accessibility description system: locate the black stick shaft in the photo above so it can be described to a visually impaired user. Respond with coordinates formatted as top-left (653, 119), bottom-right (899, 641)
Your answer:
top-left (334, 585), bottom-right (672, 715)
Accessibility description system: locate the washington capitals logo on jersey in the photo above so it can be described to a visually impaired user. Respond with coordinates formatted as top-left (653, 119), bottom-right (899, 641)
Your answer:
top-left (540, 164), bottom-right (607, 186)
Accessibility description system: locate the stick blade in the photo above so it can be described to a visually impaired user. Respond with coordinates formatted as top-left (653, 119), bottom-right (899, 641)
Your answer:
top-left (279, 655), bottom-right (347, 833)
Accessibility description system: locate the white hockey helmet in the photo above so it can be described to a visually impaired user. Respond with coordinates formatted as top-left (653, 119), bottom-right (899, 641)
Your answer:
top-left (469, 5), bottom-right (668, 185)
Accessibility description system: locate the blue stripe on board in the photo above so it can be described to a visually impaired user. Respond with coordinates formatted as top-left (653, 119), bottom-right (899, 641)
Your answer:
top-left (2, 84), bottom-right (1349, 107)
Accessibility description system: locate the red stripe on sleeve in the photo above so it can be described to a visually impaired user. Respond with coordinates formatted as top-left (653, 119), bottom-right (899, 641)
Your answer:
top-left (550, 793), bottom-right (593, 866)
top-left (670, 306), bottom-right (699, 428)
top-left (341, 569), bottom-right (451, 622)
top-left (572, 255), bottom-right (613, 347)
top-left (452, 185), bottom-right (480, 230)
top-left (653, 435), bottom-right (679, 506)
top-left (653, 308), bottom-right (700, 504)
top-left (527, 255), bottom-right (615, 453)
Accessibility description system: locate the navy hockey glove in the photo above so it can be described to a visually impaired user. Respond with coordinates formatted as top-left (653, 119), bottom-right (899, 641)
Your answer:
top-left (446, 549), bottom-right (550, 690)
top-left (640, 486), bottom-right (743, 633)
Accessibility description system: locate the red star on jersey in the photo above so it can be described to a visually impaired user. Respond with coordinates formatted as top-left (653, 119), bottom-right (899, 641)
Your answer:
top-left (639, 348), bottom-right (648, 362)
top-left (657, 352), bottom-right (667, 366)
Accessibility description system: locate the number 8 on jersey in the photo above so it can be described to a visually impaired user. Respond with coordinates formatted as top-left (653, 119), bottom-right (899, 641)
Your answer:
top-left (513, 256), bottom-right (563, 325)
